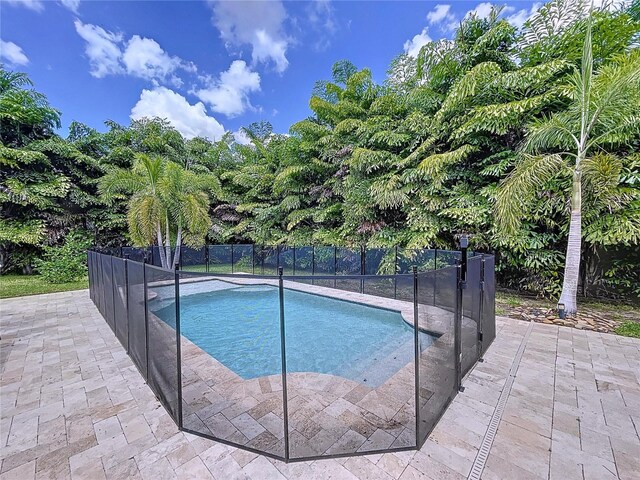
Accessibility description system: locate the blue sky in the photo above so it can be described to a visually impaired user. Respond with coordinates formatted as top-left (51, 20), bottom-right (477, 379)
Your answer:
top-left (1, 0), bottom-right (542, 142)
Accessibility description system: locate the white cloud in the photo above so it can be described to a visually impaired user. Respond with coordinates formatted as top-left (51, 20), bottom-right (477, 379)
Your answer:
top-left (209, 0), bottom-right (290, 73)
top-left (4, 0), bottom-right (44, 12)
top-left (427, 4), bottom-right (450, 24)
top-left (74, 20), bottom-right (124, 78)
top-left (74, 21), bottom-right (195, 84)
top-left (469, 2), bottom-right (494, 19)
top-left (426, 4), bottom-right (457, 31)
top-left (60, 0), bottom-right (80, 13)
top-left (307, 0), bottom-right (337, 51)
top-left (506, 4), bottom-right (540, 29)
top-left (252, 30), bottom-right (288, 73)
top-left (131, 87), bottom-right (225, 140)
top-left (195, 60), bottom-right (260, 117)
top-left (233, 129), bottom-right (252, 145)
top-left (0, 40), bottom-right (29, 66)
top-left (122, 35), bottom-right (195, 86)
top-left (403, 28), bottom-right (431, 58)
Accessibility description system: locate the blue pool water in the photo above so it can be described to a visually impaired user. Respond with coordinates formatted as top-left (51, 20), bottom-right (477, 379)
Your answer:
top-left (154, 282), bottom-right (435, 387)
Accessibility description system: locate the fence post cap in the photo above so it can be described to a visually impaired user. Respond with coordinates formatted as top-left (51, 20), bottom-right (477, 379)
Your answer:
top-left (278, 266), bottom-right (283, 276)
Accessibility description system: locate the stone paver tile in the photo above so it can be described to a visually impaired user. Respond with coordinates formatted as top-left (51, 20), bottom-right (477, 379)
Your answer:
top-left (242, 455), bottom-right (286, 480)
top-left (303, 458), bottom-right (359, 480)
top-left (489, 434), bottom-right (549, 479)
top-left (408, 450), bottom-right (464, 480)
top-left (343, 456), bottom-right (394, 480)
top-left (482, 452), bottom-right (545, 480)
top-left (167, 442), bottom-right (198, 470)
top-left (70, 459), bottom-right (106, 480)
top-left (418, 440), bottom-right (472, 477)
top-left (94, 416), bottom-right (123, 444)
top-left (0, 460), bottom-right (36, 480)
top-left (229, 413), bottom-right (264, 441)
top-left (103, 457), bottom-right (141, 480)
top-left (174, 456), bottom-right (214, 480)
top-left (139, 456), bottom-right (177, 480)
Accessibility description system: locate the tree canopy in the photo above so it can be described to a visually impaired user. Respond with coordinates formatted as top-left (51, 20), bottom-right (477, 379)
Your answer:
top-left (1, 0), bottom-right (638, 301)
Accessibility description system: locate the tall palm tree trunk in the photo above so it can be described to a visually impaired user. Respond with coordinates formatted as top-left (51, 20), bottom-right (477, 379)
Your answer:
top-left (173, 227), bottom-right (182, 270)
top-left (164, 215), bottom-right (172, 269)
top-left (558, 169), bottom-right (582, 314)
top-left (156, 223), bottom-right (167, 268)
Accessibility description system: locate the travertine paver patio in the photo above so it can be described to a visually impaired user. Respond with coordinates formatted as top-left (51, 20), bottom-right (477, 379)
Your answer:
top-left (1, 290), bottom-right (639, 479)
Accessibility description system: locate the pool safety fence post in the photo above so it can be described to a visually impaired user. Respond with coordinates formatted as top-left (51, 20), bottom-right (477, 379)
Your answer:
top-left (205, 246), bottom-right (209, 273)
top-left (455, 265), bottom-right (464, 392)
top-left (478, 255), bottom-right (486, 360)
top-left (174, 264), bottom-right (183, 429)
top-left (312, 246), bottom-right (315, 275)
top-left (412, 266), bottom-right (420, 447)
top-left (459, 236), bottom-right (468, 283)
top-left (142, 259), bottom-right (149, 381)
top-left (124, 255), bottom-right (130, 353)
top-left (277, 267), bottom-right (290, 461)
top-left (231, 245), bottom-right (234, 274)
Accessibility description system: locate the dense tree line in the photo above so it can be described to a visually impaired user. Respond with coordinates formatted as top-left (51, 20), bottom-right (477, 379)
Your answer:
top-left (1, 1), bottom-right (639, 305)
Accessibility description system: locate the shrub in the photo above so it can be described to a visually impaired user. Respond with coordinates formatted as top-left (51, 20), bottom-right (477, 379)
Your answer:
top-left (35, 231), bottom-right (92, 283)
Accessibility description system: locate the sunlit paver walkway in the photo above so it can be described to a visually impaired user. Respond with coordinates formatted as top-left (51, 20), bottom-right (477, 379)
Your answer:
top-left (1, 290), bottom-right (639, 479)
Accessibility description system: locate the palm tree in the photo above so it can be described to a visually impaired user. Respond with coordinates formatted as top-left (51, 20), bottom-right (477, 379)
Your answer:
top-left (99, 154), bottom-right (217, 269)
top-left (496, 20), bottom-right (640, 313)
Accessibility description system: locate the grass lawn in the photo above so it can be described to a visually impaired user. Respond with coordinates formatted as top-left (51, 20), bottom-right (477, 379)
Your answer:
top-left (0, 275), bottom-right (88, 299)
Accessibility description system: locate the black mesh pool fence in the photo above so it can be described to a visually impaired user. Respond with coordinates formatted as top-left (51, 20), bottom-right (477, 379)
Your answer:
top-left (87, 246), bottom-right (495, 462)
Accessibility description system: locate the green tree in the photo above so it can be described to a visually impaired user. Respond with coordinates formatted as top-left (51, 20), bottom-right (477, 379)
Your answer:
top-left (496, 22), bottom-right (640, 313)
top-left (99, 154), bottom-right (219, 268)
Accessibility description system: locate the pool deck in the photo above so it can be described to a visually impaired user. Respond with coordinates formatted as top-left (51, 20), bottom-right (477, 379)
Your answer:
top-left (2, 290), bottom-right (640, 479)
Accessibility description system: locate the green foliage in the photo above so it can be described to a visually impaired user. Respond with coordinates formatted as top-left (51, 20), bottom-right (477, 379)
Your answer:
top-left (614, 321), bottom-right (640, 338)
top-left (34, 230), bottom-right (91, 283)
top-left (2, 0), bottom-right (638, 303)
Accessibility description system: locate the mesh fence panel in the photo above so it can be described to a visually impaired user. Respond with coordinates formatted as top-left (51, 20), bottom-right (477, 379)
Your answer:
top-left (335, 248), bottom-right (362, 292)
top-left (461, 257), bottom-right (481, 377)
top-left (481, 255), bottom-right (496, 354)
top-left (417, 268), bottom-right (457, 445)
top-left (86, 247), bottom-right (494, 461)
top-left (312, 246), bottom-right (335, 288)
top-left (177, 272), bottom-right (285, 458)
top-left (122, 247), bottom-right (148, 262)
top-left (209, 245), bottom-right (232, 273)
top-left (145, 265), bottom-right (180, 422)
top-left (232, 245), bottom-right (254, 273)
top-left (364, 248), bottom-right (395, 275)
top-left (283, 274), bottom-right (417, 458)
top-left (127, 261), bottom-right (147, 377)
top-left (88, 252), bottom-right (94, 301)
top-left (180, 247), bottom-right (206, 272)
top-left (279, 246), bottom-right (294, 275)
top-left (260, 246), bottom-right (280, 275)
top-left (293, 246), bottom-right (313, 275)
top-left (150, 246), bottom-right (165, 267)
top-left (95, 253), bottom-right (104, 316)
top-left (101, 255), bottom-right (116, 332)
top-left (112, 257), bottom-right (128, 349)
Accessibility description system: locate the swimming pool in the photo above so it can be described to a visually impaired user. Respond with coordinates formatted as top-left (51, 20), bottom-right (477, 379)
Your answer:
top-left (153, 281), bottom-right (435, 387)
